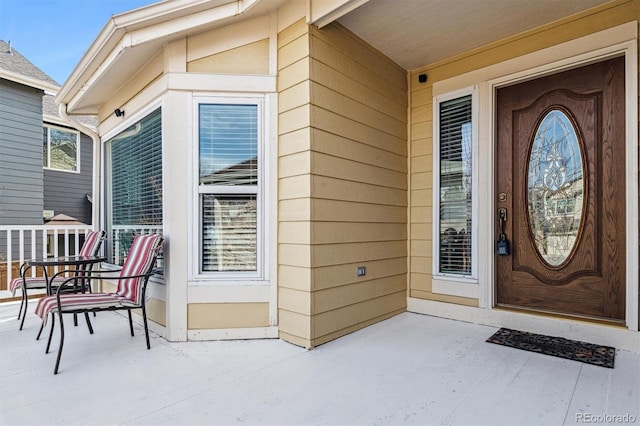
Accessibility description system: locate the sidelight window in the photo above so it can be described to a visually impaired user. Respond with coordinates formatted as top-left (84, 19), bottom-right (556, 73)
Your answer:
top-left (434, 89), bottom-right (476, 278)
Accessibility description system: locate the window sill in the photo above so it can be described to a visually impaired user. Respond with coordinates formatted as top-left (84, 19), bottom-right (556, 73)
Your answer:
top-left (432, 276), bottom-right (479, 299)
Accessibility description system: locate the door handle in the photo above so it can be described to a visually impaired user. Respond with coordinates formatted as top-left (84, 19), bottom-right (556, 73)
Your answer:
top-left (496, 208), bottom-right (510, 256)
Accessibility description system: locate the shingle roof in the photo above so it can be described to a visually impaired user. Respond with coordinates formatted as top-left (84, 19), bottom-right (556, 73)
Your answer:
top-left (0, 39), bottom-right (59, 87)
top-left (44, 93), bottom-right (98, 130)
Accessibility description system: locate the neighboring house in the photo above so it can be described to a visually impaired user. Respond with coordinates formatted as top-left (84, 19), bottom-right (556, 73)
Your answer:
top-left (0, 40), bottom-right (94, 226)
top-left (55, 0), bottom-right (640, 352)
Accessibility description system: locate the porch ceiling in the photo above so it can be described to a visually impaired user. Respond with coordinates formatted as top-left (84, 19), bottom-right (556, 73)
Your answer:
top-left (336, 0), bottom-right (614, 71)
top-left (59, 0), bottom-right (615, 115)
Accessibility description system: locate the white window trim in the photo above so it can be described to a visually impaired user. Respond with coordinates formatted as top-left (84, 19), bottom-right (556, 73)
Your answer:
top-left (43, 124), bottom-right (80, 174)
top-left (191, 94), bottom-right (267, 283)
top-left (432, 86), bottom-right (479, 298)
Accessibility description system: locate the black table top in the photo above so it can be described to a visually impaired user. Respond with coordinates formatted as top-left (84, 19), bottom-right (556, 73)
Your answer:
top-left (27, 255), bottom-right (106, 267)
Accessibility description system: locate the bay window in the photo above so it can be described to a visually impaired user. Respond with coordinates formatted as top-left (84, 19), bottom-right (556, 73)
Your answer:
top-left (105, 108), bottom-right (163, 266)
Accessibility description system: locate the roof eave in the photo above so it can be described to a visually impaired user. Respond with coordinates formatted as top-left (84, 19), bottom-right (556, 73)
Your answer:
top-left (0, 69), bottom-right (60, 93)
top-left (56, 0), bottom-right (258, 114)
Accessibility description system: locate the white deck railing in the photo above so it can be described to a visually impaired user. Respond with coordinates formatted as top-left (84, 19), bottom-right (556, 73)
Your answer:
top-left (0, 225), bottom-right (94, 300)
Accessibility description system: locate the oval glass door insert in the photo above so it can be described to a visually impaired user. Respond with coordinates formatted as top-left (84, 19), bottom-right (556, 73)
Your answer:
top-left (527, 109), bottom-right (584, 266)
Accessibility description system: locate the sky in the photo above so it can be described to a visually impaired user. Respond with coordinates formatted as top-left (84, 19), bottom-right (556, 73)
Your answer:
top-left (0, 0), bottom-right (159, 86)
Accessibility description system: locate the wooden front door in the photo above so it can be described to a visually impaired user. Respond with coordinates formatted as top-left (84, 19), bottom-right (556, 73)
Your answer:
top-left (495, 57), bottom-right (626, 322)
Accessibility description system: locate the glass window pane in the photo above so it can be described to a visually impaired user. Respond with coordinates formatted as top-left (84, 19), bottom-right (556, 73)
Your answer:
top-left (48, 128), bottom-right (78, 171)
top-left (42, 128), bottom-right (48, 167)
top-left (105, 108), bottom-right (163, 266)
top-left (199, 104), bottom-right (258, 186)
top-left (202, 194), bottom-right (257, 272)
top-left (439, 95), bottom-right (472, 276)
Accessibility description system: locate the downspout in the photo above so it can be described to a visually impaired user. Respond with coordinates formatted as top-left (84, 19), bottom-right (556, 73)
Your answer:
top-left (58, 103), bottom-right (101, 230)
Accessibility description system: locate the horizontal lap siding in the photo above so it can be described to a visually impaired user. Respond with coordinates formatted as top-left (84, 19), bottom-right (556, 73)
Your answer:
top-left (0, 80), bottom-right (44, 225)
top-left (307, 23), bottom-right (407, 346)
top-left (278, 19), bottom-right (313, 345)
top-left (407, 0), bottom-right (638, 305)
top-left (277, 19), bottom-right (408, 348)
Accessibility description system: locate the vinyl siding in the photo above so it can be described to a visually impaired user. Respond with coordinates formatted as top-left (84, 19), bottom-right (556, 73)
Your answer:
top-left (278, 19), bottom-right (408, 348)
top-left (43, 131), bottom-right (93, 224)
top-left (0, 79), bottom-right (44, 225)
top-left (407, 0), bottom-right (639, 306)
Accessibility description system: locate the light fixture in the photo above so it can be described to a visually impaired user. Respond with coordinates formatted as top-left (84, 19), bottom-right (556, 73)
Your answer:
top-left (114, 108), bottom-right (125, 117)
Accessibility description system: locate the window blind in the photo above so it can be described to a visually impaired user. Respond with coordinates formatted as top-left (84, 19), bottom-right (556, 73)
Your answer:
top-left (198, 103), bottom-right (259, 273)
top-left (106, 108), bottom-right (163, 265)
top-left (439, 95), bottom-right (472, 275)
top-left (199, 104), bottom-right (258, 186)
top-left (202, 194), bottom-right (257, 271)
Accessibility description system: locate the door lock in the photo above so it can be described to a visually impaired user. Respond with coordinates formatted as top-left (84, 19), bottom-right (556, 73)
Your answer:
top-left (496, 208), bottom-right (510, 256)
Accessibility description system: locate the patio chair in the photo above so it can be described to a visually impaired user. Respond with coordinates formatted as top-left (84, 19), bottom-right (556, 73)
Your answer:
top-left (9, 230), bottom-right (105, 330)
top-left (34, 234), bottom-right (163, 374)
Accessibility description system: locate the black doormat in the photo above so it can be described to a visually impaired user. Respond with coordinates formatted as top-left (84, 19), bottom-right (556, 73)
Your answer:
top-left (486, 328), bottom-right (615, 368)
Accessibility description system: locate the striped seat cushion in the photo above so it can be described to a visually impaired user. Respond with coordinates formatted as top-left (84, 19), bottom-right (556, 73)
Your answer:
top-left (35, 293), bottom-right (138, 325)
top-left (115, 235), bottom-right (163, 305)
top-left (79, 230), bottom-right (103, 256)
top-left (34, 234), bottom-right (162, 325)
top-left (9, 276), bottom-right (68, 296)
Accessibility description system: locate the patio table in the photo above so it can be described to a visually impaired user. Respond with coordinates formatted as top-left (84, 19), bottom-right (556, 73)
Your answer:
top-left (27, 255), bottom-right (106, 295)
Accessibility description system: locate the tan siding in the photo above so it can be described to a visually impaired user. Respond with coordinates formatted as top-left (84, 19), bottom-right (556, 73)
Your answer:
top-left (313, 257), bottom-right (407, 291)
top-left (278, 58), bottom-right (310, 91)
top-left (312, 292), bottom-right (406, 343)
top-left (313, 276), bottom-right (406, 314)
top-left (278, 18), bottom-right (408, 348)
top-left (279, 264), bottom-right (312, 292)
top-left (407, 0), bottom-right (639, 305)
top-left (279, 287), bottom-right (311, 315)
top-left (311, 129), bottom-right (406, 172)
top-left (278, 76), bottom-right (312, 347)
top-left (279, 128), bottom-right (311, 156)
top-left (312, 175), bottom-right (406, 206)
top-left (187, 39), bottom-right (270, 74)
top-left (279, 81), bottom-right (311, 113)
top-left (187, 303), bottom-right (269, 329)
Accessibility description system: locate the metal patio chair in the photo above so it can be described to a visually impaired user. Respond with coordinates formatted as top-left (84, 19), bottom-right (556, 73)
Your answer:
top-left (9, 230), bottom-right (105, 330)
top-left (34, 234), bottom-right (163, 374)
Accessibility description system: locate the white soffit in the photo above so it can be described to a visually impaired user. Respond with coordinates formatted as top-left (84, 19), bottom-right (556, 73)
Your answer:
top-left (59, 0), bottom-right (287, 114)
top-left (337, 0), bottom-right (614, 70)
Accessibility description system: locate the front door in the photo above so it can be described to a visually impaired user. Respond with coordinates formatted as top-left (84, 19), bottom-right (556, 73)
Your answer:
top-left (495, 57), bottom-right (625, 322)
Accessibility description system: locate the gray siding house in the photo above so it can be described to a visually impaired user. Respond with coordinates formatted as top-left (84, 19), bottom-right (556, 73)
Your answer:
top-left (0, 40), bottom-right (94, 226)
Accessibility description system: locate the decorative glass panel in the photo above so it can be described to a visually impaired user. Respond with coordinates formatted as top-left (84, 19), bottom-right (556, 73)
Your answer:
top-left (527, 109), bottom-right (583, 266)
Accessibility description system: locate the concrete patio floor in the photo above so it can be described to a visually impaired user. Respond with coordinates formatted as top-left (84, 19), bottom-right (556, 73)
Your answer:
top-left (1, 301), bottom-right (639, 426)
